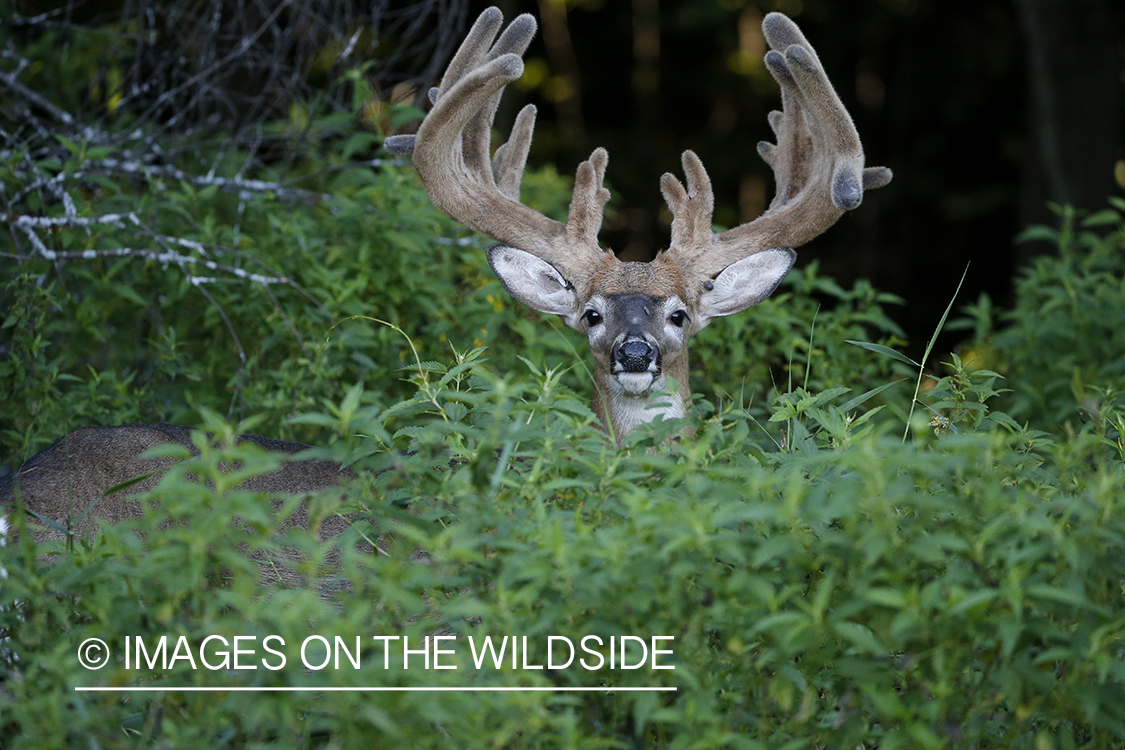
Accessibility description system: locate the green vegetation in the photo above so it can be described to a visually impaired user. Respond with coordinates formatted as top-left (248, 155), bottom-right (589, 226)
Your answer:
top-left (960, 201), bottom-right (1125, 429)
top-left (3, 22), bottom-right (1125, 749)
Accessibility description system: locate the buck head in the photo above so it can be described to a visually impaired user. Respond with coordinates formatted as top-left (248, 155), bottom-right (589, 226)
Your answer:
top-left (385, 7), bottom-right (891, 442)
top-left (487, 231), bottom-right (795, 438)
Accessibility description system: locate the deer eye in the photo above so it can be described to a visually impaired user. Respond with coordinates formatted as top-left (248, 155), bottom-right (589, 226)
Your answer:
top-left (582, 309), bottom-right (603, 327)
top-left (669, 310), bottom-right (689, 328)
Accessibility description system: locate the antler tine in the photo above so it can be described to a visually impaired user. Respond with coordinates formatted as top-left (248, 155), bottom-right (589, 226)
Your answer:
top-left (492, 104), bottom-right (536, 201)
top-left (385, 8), bottom-right (609, 289)
top-left (664, 12), bottom-right (892, 284)
top-left (435, 7), bottom-right (505, 98)
top-left (567, 146), bottom-right (611, 250)
top-left (660, 150), bottom-right (715, 266)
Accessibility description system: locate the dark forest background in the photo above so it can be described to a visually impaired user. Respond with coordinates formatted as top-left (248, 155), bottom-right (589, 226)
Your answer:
top-left (6, 0), bottom-right (1125, 354)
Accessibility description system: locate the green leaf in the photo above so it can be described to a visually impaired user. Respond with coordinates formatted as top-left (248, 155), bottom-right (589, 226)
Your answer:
top-left (838, 380), bottom-right (901, 412)
top-left (1014, 225), bottom-right (1060, 245)
top-left (846, 340), bottom-right (920, 367)
top-left (1081, 208), bottom-right (1121, 227)
top-left (863, 588), bottom-right (908, 609)
top-left (1026, 584), bottom-right (1106, 613)
top-left (54, 134), bottom-right (80, 155)
top-left (949, 589), bottom-right (1000, 617)
top-left (833, 621), bottom-right (884, 654)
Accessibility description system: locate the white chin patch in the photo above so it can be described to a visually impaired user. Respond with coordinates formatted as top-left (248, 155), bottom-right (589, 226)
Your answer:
top-left (614, 372), bottom-right (656, 396)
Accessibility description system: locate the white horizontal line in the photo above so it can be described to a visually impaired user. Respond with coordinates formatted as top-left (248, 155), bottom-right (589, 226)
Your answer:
top-left (75, 686), bottom-right (676, 693)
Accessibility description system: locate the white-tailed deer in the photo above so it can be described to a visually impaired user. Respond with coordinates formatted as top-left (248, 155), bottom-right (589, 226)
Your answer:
top-left (0, 425), bottom-right (354, 551)
top-left (2, 8), bottom-right (889, 544)
top-left (385, 7), bottom-right (891, 441)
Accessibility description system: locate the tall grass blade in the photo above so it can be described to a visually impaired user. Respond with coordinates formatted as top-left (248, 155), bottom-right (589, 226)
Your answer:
top-left (903, 263), bottom-right (970, 441)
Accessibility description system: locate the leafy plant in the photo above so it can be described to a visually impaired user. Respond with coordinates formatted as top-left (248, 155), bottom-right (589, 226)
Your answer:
top-left (964, 201), bottom-right (1125, 429)
top-left (5, 341), bottom-right (1125, 748)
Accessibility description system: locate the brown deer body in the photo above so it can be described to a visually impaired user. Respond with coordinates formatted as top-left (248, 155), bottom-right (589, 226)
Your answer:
top-left (0, 425), bottom-right (353, 547)
top-left (2, 7), bottom-right (889, 545)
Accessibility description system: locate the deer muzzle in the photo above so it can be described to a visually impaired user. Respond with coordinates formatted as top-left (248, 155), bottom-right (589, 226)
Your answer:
top-left (614, 338), bottom-right (657, 373)
top-left (611, 335), bottom-right (661, 396)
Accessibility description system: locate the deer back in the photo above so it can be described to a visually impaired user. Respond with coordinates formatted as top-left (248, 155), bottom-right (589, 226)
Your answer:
top-left (0, 424), bottom-right (353, 546)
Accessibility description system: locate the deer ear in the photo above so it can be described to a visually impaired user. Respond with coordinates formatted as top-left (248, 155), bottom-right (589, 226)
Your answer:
top-left (487, 245), bottom-right (579, 320)
top-left (698, 247), bottom-right (795, 324)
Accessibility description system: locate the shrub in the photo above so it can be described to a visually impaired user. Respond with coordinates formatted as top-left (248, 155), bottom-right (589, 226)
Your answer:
top-left (3, 348), bottom-right (1125, 748)
top-left (957, 200), bottom-right (1125, 429)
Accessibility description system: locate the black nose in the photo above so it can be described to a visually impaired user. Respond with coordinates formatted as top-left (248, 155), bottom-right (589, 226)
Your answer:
top-left (614, 339), bottom-right (655, 372)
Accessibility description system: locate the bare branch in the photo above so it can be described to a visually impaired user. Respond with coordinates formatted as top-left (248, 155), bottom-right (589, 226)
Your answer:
top-left (0, 0), bottom-right (471, 372)
top-left (0, 67), bottom-right (75, 126)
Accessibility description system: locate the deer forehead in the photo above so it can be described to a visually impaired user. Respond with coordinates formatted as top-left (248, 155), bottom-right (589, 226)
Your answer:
top-left (584, 255), bottom-right (691, 303)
